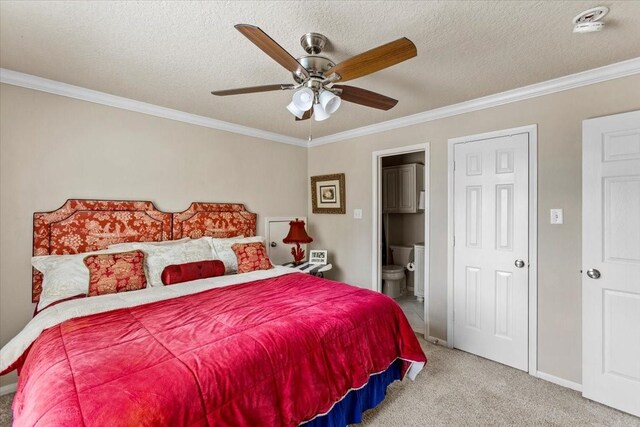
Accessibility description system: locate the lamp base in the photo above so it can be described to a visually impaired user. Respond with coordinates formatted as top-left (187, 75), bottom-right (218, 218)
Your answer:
top-left (291, 243), bottom-right (305, 265)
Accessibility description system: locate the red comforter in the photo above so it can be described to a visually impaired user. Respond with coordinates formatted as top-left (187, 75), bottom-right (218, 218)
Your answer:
top-left (11, 273), bottom-right (426, 426)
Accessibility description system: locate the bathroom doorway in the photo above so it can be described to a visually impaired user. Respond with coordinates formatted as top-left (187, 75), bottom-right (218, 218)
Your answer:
top-left (372, 143), bottom-right (429, 337)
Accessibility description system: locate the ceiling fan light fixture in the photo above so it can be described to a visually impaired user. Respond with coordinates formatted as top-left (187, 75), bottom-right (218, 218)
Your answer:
top-left (313, 102), bottom-right (330, 122)
top-left (292, 87), bottom-right (314, 111)
top-left (286, 101), bottom-right (305, 119)
top-left (319, 90), bottom-right (341, 114)
top-left (214, 25), bottom-right (413, 122)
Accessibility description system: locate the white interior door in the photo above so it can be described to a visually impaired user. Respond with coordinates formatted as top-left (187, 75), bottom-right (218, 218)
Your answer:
top-left (582, 111), bottom-right (640, 417)
top-left (453, 133), bottom-right (529, 371)
top-left (265, 218), bottom-right (307, 265)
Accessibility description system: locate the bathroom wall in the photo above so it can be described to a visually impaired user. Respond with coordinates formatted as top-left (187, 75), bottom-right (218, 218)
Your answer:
top-left (381, 151), bottom-right (426, 288)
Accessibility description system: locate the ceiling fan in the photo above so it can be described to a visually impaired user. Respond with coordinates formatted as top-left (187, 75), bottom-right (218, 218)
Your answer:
top-left (211, 24), bottom-right (417, 122)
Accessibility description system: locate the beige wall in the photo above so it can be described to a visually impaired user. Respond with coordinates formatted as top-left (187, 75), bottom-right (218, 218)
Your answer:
top-left (2, 75), bottom-right (639, 389)
top-left (308, 74), bottom-right (640, 384)
top-left (0, 84), bottom-right (308, 387)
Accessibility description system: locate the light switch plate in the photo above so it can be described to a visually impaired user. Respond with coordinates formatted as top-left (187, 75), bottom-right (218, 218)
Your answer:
top-left (353, 209), bottom-right (363, 219)
top-left (550, 209), bottom-right (563, 225)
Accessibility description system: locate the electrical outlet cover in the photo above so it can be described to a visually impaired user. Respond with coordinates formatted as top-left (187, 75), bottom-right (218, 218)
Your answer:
top-left (550, 209), bottom-right (563, 225)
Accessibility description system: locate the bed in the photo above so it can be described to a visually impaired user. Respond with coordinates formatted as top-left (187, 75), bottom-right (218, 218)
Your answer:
top-left (0, 199), bottom-right (426, 426)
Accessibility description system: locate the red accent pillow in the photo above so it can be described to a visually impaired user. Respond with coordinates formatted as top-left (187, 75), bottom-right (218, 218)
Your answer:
top-left (84, 250), bottom-right (147, 296)
top-left (231, 242), bottom-right (273, 273)
top-left (161, 260), bottom-right (225, 285)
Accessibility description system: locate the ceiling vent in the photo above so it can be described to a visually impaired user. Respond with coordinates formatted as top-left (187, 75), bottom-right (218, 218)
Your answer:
top-left (573, 6), bottom-right (609, 33)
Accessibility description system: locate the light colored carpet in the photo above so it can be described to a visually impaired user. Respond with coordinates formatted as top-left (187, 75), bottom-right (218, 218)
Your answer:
top-left (1, 338), bottom-right (638, 426)
top-left (360, 339), bottom-right (640, 426)
top-left (0, 393), bottom-right (11, 427)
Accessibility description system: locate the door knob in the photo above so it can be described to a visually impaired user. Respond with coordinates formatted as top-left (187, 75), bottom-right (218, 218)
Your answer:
top-left (514, 259), bottom-right (525, 268)
top-left (586, 269), bottom-right (601, 279)
top-left (270, 242), bottom-right (277, 247)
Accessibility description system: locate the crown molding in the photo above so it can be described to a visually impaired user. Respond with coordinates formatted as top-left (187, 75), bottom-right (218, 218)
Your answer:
top-left (308, 57), bottom-right (640, 147)
top-left (0, 68), bottom-right (308, 147)
top-left (3, 57), bottom-right (639, 149)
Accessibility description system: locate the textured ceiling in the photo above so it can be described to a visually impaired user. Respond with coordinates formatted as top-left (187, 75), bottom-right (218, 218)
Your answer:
top-left (1, 1), bottom-right (640, 140)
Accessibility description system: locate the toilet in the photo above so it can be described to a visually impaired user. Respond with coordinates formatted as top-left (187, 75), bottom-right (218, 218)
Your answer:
top-left (381, 245), bottom-right (413, 299)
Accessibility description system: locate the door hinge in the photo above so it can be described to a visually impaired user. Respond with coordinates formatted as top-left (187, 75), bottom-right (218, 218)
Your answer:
top-left (453, 236), bottom-right (455, 246)
top-left (453, 161), bottom-right (456, 171)
top-left (452, 310), bottom-right (455, 322)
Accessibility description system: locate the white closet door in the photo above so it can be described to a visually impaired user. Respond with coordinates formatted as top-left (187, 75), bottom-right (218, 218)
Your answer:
top-left (453, 133), bottom-right (529, 371)
top-left (582, 110), bottom-right (640, 417)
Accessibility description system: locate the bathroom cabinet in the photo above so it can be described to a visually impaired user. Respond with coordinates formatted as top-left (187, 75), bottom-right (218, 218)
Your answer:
top-left (382, 163), bottom-right (425, 213)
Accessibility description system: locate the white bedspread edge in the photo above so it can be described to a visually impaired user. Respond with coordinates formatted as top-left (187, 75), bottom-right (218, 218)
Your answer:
top-left (0, 266), bottom-right (295, 374)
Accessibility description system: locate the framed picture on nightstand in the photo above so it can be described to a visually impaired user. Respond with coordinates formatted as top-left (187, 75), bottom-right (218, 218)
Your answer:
top-left (309, 250), bottom-right (328, 265)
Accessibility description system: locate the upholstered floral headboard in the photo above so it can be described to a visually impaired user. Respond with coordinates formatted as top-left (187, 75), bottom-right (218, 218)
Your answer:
top-left (32, 199), bottom-right (257, 302)
top-left (172, 202), bottom-right (257, 239)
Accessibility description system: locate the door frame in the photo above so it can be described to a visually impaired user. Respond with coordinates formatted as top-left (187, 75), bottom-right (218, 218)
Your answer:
top-left (447, 124), bottom-right (538, 374)
top-left (372, 143), bottom-right (430, 338)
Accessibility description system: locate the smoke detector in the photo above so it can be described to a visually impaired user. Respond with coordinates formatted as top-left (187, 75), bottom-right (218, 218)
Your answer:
top-left (573, 6), bottom-right (609, 33)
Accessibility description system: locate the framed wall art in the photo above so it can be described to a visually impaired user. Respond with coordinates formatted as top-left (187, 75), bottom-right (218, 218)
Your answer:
top-left (311, 173), bottom-right (345, 214)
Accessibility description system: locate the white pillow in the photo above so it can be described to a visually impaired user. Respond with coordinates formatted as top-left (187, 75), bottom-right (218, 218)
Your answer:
top-left (115, 238), bottom-right (217, 287)
top-left (33, 249), bottom-right (118, 311)
top-left (208, 236), bottom-right (264, 274)
top-left (108, 237), bottom-right (191, 251)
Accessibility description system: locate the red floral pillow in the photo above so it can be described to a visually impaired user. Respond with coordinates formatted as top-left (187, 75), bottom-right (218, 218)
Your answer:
top-left (84, 250), bottom-right (147, 296)
top-left (231, 242), bottom-right (273, 273)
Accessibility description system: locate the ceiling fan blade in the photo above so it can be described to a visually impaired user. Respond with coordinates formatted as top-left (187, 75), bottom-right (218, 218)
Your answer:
top-left (211, 84), bottom-right (294, 96)
top-left (235, 24), bottom-right (310, 80)
top-left (326, 38), bottom-right (416, 82)
top-left (295, 109), bottom-right (312, 121)
top-left (333, 85), bottom-right (398, 110)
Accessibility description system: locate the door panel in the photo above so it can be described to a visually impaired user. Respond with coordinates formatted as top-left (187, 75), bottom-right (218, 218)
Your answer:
top-left (496, 184), bottom-right (513, 251)
top-left (465, 266), bottom-right (481, 329)
top-left (466, 186), bottom-right (482, 248)
top-left (453, 133), bottom-right (529, 371)
top-left (382, 168), bottom-right (398, 212)
top-left (398, 165), bottom-right (416, 211)
top-left (583, 110), bottom-right (640, 416)
top-left (603, 290), bottom-right (640, 380)
top-left (603, 176), bottom-right (640, 264)
top-left (466, 152), bottom-right (482, 175)
top-left (495, 270), bottom-right (513, 340)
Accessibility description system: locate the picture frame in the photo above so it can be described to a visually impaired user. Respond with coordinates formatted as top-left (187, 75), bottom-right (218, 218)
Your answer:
top-left (309, 250), bottom-right (328, 265)
top-left (311, 173), bottom-right (346, 214)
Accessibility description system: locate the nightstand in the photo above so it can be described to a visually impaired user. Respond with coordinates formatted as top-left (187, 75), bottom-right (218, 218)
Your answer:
top-left (281, 262), bottom-right (332, 277)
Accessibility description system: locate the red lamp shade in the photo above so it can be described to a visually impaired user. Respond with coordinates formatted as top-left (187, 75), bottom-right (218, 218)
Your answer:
top-left (283, 219), bottom-right (313, 265)
top-left (283, 219), bottom-right (313, 244)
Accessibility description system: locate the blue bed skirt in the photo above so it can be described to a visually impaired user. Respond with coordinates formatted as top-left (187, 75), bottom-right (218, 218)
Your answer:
top-left (302, 360), bottom-right (403, 427)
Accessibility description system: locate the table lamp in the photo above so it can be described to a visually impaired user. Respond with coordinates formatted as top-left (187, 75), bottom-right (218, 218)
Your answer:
top-left (283, 219), bottom-right (313, 265)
